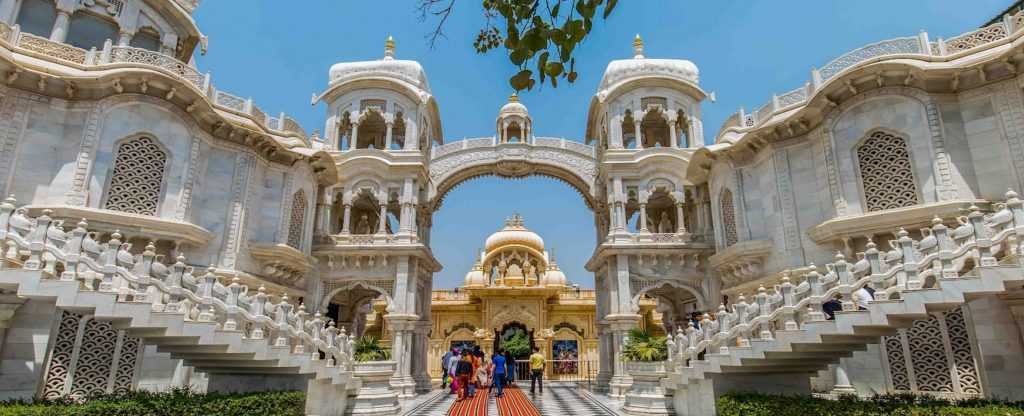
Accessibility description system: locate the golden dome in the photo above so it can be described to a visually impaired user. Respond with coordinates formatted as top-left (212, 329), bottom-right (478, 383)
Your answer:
top-left (484, 214), bottom-right (544, 253)
top-left (464, 260), bottom-right (487, 287)
top-left (499, 93), bottom-right (529, 117)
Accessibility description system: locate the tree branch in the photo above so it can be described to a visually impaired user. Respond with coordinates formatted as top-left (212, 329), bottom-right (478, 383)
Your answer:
top-left (417, 0), bottom-right (456, 49)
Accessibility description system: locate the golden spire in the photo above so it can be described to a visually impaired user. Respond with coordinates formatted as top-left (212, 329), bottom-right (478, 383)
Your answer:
top-left (508, 92), bottom-right (520, 103)
top-left (633, 34), bottom-right (645, 59)
top-left (384, 35), bottom-right (395, 59)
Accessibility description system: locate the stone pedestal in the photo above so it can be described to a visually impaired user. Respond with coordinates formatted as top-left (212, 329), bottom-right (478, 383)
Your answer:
top-left (385, 314), bottom-right (418, 398)
top-left (622, 361), bottom-right (672, 415)
top-left (607, 314), bottom-right (641, 398)
top-left (348, 361), bottom-right (401, 416)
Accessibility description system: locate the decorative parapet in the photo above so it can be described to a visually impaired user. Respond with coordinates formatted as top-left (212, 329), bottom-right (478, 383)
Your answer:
top-left (23, 205), bottom-right (214, 247)
top-left (806, 200), bottom-right (987, 245)
top-left (708, 239), bottom-right (773, 290)
top-left (0, 23), bottom-right (308, 145)
top-left (721, 10), bottom-right (1024, 133)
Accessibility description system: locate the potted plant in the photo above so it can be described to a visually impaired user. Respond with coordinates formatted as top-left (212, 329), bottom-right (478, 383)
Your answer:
top-left (621, 328), bottom-right (673, 416)
top-left (352, 336), bottom-right (391, 362)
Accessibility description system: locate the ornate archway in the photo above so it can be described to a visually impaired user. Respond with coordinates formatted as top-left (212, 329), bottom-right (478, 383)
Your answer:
top-left (428, 139), bottom-right (600, 210)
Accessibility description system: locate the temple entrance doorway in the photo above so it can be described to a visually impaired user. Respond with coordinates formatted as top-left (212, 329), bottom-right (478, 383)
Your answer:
top-left (494, 321), bottom-right (534, 360)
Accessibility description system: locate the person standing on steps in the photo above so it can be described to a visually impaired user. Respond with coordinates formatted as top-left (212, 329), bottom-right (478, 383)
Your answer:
top-left (529, 347), bottom-right (545, 394)
top-left (440, 348), bottom-right (453, 390)
top-left (492, 348), bottom-right (507, 398)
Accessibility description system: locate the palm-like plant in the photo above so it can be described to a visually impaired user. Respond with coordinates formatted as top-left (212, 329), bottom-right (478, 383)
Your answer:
top-left (353, 336), bottom-right (391, 362)
top-left (622, 328), bottom-right (667, 362)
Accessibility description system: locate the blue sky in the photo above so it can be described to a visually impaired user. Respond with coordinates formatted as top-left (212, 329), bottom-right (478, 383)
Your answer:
top-left (194, 1), bottom-right (1007, 288)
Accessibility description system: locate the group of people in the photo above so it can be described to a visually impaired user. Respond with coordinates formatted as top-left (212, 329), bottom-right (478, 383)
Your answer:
top-left (440, 346), bottom-right (547, 401)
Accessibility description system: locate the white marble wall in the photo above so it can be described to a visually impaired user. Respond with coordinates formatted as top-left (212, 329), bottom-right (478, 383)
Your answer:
top-left (0, 299), bottom-right (59, 400)
top-left (7, 100), bottom-right (89, 204)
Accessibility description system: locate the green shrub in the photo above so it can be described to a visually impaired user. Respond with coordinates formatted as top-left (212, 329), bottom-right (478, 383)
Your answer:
top-left (622, 328), bottom-right (667, 362)
top-left (717, 392), bottom-right (1024, 416)
top-left (0, 389), bottom-right (305, 416)
top-left (353, 335), bottom-right (392, 362)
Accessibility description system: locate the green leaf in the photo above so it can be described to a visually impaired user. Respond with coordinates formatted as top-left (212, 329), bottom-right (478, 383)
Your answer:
top-left (510, 69), bottom-right (534, 91)
top-left (603, 0), bottom-right (618, 18)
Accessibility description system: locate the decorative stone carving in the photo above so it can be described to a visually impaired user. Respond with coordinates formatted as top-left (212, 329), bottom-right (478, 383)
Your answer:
top-left (102, 136), bottom-right (169, 216)
top-left (856, 130), bottom-right (919, 212)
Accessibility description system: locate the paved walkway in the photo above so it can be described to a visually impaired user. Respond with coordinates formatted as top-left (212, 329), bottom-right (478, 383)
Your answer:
top-left (408, 384), bottom-right (615, 415)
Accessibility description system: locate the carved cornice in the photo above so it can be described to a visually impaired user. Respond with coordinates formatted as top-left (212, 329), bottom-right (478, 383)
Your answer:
top-left (24, 205), bottom-right (214, 246)
top-left (806, 200), bottom-right (988, 244)
top-left (708, 239), bottom-right (773, 290)
top-left (247, 242), bottom-right (314, 283)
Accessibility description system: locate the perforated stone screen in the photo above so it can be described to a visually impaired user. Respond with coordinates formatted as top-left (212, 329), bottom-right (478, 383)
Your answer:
top-left (856, 131), bottom-right (919, 212)
top-left (103, 136), bottom-right (167, 215)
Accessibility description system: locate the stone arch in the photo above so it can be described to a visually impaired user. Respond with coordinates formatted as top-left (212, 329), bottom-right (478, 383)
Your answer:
top-left (318, 280), bottom-right (395, 315)
top-left (427, 140), bottom-right (599, 211)
top-left (631, 279), bottom-right (707, 313)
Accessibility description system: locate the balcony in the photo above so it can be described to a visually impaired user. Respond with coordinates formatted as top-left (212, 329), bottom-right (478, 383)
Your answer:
top-left (0, 23), bottom-right (308, 144)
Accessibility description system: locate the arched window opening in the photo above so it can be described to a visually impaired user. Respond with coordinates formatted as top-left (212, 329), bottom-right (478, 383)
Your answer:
top-left (505, 121), bottom-right (523, 143)
top-left (286, 189), bottom-right (307, 249)
top-left (103, 136), bottom-right (167, 216)
top-left (129, 28), bottom-right (161, 51)
top-left (390, 112), bottom-right (406, 150)
top-left (355, 110), bottom-right (386, 149)
top-left (621, 110), bottom-right (637, 149)
top-left (350, 190), bottom-right (382, 235)
top-left (15, 0), bottom-right (57, 38)
top-left (66, 11), bottom-right (118, 50)
top-left (719, 189), bottom-right (738, 246)
top-left (640, 108), bottom-right (670, 148)
top-left (856, 130), bottom-right (919, 212)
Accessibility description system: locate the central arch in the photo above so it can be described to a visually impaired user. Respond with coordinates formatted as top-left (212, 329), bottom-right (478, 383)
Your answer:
top-left (428, 138), bottom-right (600, 210)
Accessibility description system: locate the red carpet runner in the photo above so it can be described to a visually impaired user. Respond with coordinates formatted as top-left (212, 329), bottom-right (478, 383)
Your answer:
top-left (496, 387), bottom-right (542, 416)
top-left (446, 389), bottom-right (488, 416)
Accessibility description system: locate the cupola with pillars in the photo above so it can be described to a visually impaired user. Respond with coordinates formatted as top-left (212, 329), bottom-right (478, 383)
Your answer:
top-left (496, 93), bottom-right (533, 144)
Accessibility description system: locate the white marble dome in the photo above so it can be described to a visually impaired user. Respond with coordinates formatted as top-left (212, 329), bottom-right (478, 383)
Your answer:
top-left (463, 262), bottom-right (487, 287)
top-left (542, 264), bottom-right (567, 287)
top-left (499, 93), bottom-right (529, 117)
top-left (484, 214), bottom-right (544, 253)
top-left (597, 35), bottom-right (700, 93)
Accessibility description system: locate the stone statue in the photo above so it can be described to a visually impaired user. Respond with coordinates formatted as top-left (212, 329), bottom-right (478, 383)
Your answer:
top-left (356, 214), bottom-right (371, 234)
top-left (523, 261), bottom-right (535, 279)
top-left (658, 211), bottom-right (673, 233)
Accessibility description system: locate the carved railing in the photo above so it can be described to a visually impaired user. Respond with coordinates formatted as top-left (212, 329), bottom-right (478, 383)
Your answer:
top-left (17, 32), bottom-right (87, 64)
top-left (723, 11), bottom-right (1024, 132)
top-left (0, 26), bottom-right (308, 143)
top-left (0, 196), bottom-right (356, 372)
top-left (109, 46), bottom-right (205, 87)
top-left (664, 190), bottom-right (1024, 376)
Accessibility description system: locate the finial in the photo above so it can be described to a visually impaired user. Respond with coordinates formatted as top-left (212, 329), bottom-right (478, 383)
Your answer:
top-left (384, 35), bottom-right (395, 60)
top-left (633, 34), bottom-right (645, 59)
top-left (508, 92), bottom-right (519, 103)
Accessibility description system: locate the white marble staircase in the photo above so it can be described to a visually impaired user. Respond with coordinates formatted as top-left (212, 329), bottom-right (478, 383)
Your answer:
top-left (661, 190), bottom-right (1024, 416)
top-left (0, 196), bottom-right (397, 416)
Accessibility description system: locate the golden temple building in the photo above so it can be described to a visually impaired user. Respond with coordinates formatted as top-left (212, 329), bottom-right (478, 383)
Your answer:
top-left (365, 214), bottom-right (662, 381)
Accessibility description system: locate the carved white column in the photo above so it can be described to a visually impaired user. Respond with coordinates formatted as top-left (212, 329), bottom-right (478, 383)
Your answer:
top-left (668, 115), bottom-right (678, 148)
top-left (341, 203), bottom-right (352, 235)
top-left (349, 121), bottom-right (360, 150)
top-left (50, 9), bottom-right (71, 43)
top-left (675, 202), bottom-right (686, 234)
top-left (384, 119), bottom-right (394, 150)
top-left (376, 201), bottom-right (388, 235)
top-left (117, 30), bottom-right (133, 46)
top-left (638, 203), bottom-right (648, 233)
top-left (610, 114), bottom-right (624, 149)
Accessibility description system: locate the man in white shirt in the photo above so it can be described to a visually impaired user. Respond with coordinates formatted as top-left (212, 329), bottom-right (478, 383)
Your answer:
top-left (853, 287), bottom-right (874, 310)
